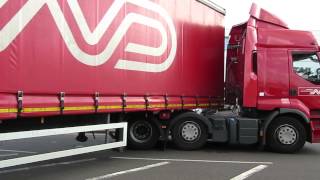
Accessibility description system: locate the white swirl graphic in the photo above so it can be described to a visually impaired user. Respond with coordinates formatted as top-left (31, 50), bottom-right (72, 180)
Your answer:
top-left (0, 0), bottom-right (177, 72)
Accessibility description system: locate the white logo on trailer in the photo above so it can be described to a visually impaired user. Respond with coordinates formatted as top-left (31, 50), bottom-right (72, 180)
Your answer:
top-left (0, 0), bottom-right (177, 73)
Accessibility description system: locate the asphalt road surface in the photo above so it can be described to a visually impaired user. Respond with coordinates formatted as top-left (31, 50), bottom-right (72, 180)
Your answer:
top-left (0, 134), bottom-right (320, 180)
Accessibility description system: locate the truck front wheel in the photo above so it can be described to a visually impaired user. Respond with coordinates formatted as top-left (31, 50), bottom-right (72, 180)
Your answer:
top-left (172, 114), bottom-right (208, 150)
top-left (128, 119), bottom-right (159, 150)
top-left (267, 116), bottom-right (306, 153)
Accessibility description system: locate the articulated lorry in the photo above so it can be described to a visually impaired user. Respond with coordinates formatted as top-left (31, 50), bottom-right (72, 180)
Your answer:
top-left (0, 0), bottom-right (319, 166)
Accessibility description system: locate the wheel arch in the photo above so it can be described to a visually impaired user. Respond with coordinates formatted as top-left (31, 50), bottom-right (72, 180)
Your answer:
top-left (169, 111), bottom-right (213, 134)
top-left (125, 112), bottom-right (162, 149)
top-left (262, 108), bottom-right (311, 145)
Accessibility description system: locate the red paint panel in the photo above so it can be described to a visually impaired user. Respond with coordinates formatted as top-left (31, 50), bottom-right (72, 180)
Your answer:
top-left (183, 97), bottom-right (197, 109)
top-left (98, 96), bottom-right (123, 113)
top-left (21, 95), bottom-right (60, 117)
top-left (148, 96), bottom-right (165, 111)
top-left (258, 29), bottom-right (317, 49)
top-left (125, 96), bottom-right (145, 112)
top-left (167, 97), bottom-right (182, 110)
top-left (311, 120), bottom-right (320, 143)
top-left (0, 94), bottom-right (17, 120)
top-left (257, 49), bottom-right (289, 100)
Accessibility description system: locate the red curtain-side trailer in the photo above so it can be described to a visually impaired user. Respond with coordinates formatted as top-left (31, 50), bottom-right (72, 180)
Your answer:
top-left (0, 0), bottom-right (225, 165)
top-left (0, 0), bottom-right (224, 120)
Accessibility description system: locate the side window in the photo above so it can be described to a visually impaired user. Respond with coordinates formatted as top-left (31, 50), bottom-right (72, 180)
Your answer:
top-left (292, 52), bottom-right (320, 84)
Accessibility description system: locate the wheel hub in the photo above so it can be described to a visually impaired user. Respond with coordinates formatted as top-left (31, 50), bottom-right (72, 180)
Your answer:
top-left (276, 125), bottom-right (298, 145)
top-left (130, 121), bottom-right (152, 143)
top-left (181, 122), bottom-right (201, 142)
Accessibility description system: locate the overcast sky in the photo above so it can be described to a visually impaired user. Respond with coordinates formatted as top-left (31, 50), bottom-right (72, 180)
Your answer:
top-left (213, 0), bottom-right (320, 41)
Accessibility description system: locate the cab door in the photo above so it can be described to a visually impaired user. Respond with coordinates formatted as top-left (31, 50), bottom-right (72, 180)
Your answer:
top-left (289, 51), bottom-right (320, 110)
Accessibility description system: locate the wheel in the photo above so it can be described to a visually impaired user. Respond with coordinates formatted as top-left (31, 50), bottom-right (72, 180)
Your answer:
top-left (267, 116), bottom-right (306, 153)
top-left (172, 113), bottom-right (208, 150)
top-left (127, 118), bottom-right (159, 150)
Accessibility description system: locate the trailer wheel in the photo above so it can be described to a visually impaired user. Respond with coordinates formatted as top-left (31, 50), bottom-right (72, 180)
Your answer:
top-left (172, 113), bottom-right (208, 150)
top-left (267, 116), bottom-right (306, 153)
top-left (128, 119), bottom-right (159, 150)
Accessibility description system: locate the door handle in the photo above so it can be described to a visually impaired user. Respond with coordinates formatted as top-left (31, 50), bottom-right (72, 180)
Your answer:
top-left (289, 88), bottom-right (297, 96)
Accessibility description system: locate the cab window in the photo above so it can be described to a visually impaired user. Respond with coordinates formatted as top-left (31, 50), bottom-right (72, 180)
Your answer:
top-left (292, 52), bottom-right (320, 84)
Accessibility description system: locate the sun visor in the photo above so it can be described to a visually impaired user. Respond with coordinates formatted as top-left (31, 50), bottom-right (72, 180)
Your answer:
top-left (249, 3), bottom-right (288, 29)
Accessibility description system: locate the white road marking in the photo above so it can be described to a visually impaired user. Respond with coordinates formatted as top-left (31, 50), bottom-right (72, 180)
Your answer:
top-left (111, 156), bottom-right (273, 165)
top-left (0, 149), bottom-right (36, 154)
top-left (0, 153), bottom-right (18, 157)
top-left (230, 165), bottom-right (268, 180)
top-left (0, 158), bottom-right (96, 174)
top-left (86, 161), bottom-right (170, 180)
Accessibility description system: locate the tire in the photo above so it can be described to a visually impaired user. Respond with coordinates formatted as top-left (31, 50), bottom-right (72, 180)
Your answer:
top-left (266, 116), bottom-right (306, 153)
top-left (172, 113), bottom-right (208, 150)
top-left (127, 118), bottom-right (159, 150)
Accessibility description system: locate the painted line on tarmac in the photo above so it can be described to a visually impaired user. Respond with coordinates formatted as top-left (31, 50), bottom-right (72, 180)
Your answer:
top-left (111, 156), bottom-right (273, 165)
top-left (0, 153), bottom-right (18, 157)
top-left (230, 165), bottom-right (268, 180)
top-left (0, 158), bottom-right (96, 174)
top-left (0, 149), bottom-right (37, 154)
top-left (86, 161), bottom-right (170, 180)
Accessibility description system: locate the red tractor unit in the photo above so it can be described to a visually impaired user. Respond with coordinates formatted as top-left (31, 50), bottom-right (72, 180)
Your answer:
top-left (226, 3), bottom-right (320, 153)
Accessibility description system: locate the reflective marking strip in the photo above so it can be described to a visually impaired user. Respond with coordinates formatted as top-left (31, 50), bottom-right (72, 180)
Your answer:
top-left (230, 165), bottom-right (268, 180)
top-left (64, 106), bottom-right (95, 111)
top-left (148, 104), bottom-right (166, 108)
top-left (184, 104), bottom-right (197, 107)
top-left (125, 104), bottom-right (146, 109)
top-left (98, 105), bottom-right (123, 110)
top-left (23, 107), bottom-right (60, 113)
top-left (0, 108), bottom-right (18, 113)
top-left (86, 162), bottom-right (170, 180)
top-left (167, 104), bottom-right (182, 108)
top-left (0, 103), bottom-right (218, 114)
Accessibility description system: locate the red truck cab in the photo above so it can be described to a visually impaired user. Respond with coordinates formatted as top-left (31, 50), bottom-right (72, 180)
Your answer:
top-left (226, 3), bottom-right (320, 152)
